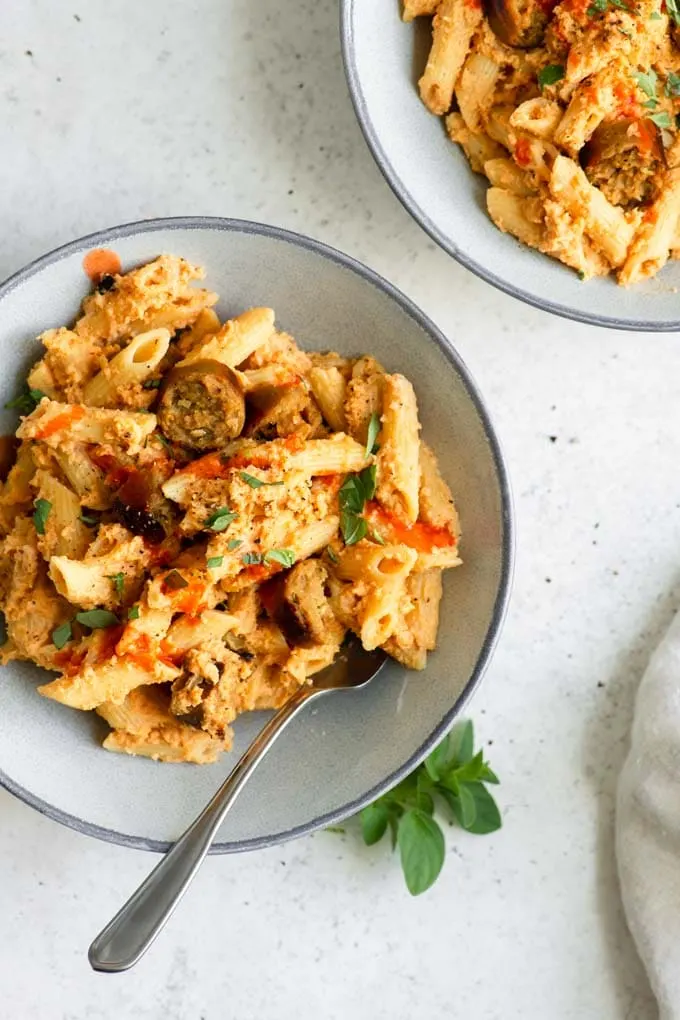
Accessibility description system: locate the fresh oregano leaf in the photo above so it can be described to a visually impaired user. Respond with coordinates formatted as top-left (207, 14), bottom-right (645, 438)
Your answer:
top-left (127, 604), bottom-right (140, 620)
top-left (341, 512), bottom-right (367, 546)
top-left (204, 506), bottom-right (238, 532)
top-left (163, 570), bottom-right (188, 590)
top-left (361, 801), bottom-right (391, 845)
top-left (264, 548), bottom-right (296, 569)
top-left (365, 412), bottom-right (380, 457)
top-left (52, 621), bottom-right (73, 649)
top-left (32, 498), bottom-right (52, 535)
top-left (5, 385), bottom-right (47, 414)
top-left (75, 609), bottom-right (119, 629)
top-left (242, 552), bottom-right (263, 566)
top-left (450, 719), bottom-right (475, 765)
top-left (207, 556), bottom-right (224, 569)
top-left (108, 572), bottom-right (125, 598)
top-left (454, 784), bottom-right (477, 830)
top-left (398, 810), bottom-right (446, 896)
top-left (537, 64), bottom-right (564, 90)
top-left (463, 783), bottom-right (503, 835)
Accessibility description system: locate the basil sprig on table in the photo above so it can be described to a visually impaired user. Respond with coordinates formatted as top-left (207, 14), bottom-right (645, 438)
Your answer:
top-left (357, 721), bottom-right (501, 895)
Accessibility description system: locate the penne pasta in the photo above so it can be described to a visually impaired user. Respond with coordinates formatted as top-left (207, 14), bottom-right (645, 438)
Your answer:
top-left (376, 374), bottom-right (421, 524)
top-left (2, 256), bottom-right (462, 765)
top-left (419, 0), bottom-right (483, 116)
top-left (83, 329), bottom-right (171, 407)
top-left (179, 307), bottom-right (275, 368)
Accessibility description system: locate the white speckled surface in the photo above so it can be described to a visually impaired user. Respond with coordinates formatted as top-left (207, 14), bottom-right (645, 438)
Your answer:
top-left (0, 1), bottom-right (672, 1017)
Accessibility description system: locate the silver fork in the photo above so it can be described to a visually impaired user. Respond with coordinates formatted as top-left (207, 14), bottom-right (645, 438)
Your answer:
top-left (88, 639), bottom-right (387, 973)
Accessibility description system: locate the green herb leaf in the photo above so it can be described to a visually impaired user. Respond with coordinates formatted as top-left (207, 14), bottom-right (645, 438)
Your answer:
top-left (354, 719), bottom-right (500, 893)
top-left (239, 471), bottom-right (283, 488)
top-left (452, 784), bottom-right (478, 830)
top-left (5, 385), bottom-right (47, 414)
top-left (633, 68), bottom-right (658, 100)
top-left (667, 0), bottom-right (680, 25)
top-left (643, 98), bottom-right (659, 109)
top-left (264, 548), bottom-right (296, 569)
top-left (204, 506), bottom-right (238, 532)
top-left (79, 512), bottom-right (99, 527)
top-left (32, 498), bottom-right (52, 535)
top-left (365, 412), bottom-right (380, 457)
top-left (339, 475), bottom-right (365, 515)
top-left (448, 750), bottom-right (486, 785)
top-left (326, 545), bottom-right (339, 564)
top-left (537, 64), bottom-right (565, 90)
top-left (52, 621), bottom-right (73, 649)
top-left (75, 609), bottom-right (119, 629)
top-left (242, 552), bottom-right (263, 566)
top-left (164, 569), bottom-right (188, 590)
top-left (127, 605), bottom-right (140, 621)
top-left (361, 801), bottom-right (392, 845)
top-left (666, 72), bottom-right (680, 96)
top-left (341, 511), bottom-right (368, 546)
top-left (108, 572), bottom-right (125, 598)
top-left (480, 764), bottom-right (500, 785)
top-left (397, 810), bottom-right (446, 896)
top-left (156, 433), bottom-right (171, 449)
top-left (227, 538), bottom-right (243, 550)
top-left (463, 783), bottom-right (503, 835)
top-left (650, 110), bottom-right (673, 128)
top-left (358, 464), bottom-right (377, 502)
top-left (370, 527), bottom-right (386, 546)
top-left (424, 734), bottom-right (455, 782)
top-left (143, 378), bottom-right (161, 390)
top-left (207, 556), bottom-right (224, 569)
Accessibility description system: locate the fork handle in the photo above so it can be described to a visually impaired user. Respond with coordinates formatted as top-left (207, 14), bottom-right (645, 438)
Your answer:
top-left (88, 685), bottom-right (315, 973)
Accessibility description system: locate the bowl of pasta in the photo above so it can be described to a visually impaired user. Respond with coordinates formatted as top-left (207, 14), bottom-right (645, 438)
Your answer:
top-left (0, 217), bottom-right (512, 851)
top-left (342, 0), bottom-right (680, 329)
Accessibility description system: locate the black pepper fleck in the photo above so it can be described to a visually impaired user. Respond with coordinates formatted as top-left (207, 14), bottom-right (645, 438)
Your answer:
top-left (97, 274), bottom-right (116, 294)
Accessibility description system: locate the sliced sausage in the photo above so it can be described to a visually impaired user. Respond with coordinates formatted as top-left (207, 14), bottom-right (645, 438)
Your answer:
top-left (582, 119), bottom-right (664, 208)
top-left (157, 359), bottom-right (245, 450)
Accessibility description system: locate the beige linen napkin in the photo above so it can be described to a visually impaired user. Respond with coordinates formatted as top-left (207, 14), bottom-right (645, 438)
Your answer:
top-left (617, 610), bottom-right (680, 1020)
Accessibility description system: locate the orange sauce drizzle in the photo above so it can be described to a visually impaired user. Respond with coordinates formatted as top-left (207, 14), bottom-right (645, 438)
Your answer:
top-left (83, 248), bottom-right (121, 282)
top-left (365, 503), bottom-right (456, 554)
top-left (34, 405), bottom-right (86, 440)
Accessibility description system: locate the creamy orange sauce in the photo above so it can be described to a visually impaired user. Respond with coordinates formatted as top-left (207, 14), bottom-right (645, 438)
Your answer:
top-left (365, 503), bottom-right (456, 553)
top-left (34, 405), bottom-right (86, 440)
top-left (83, 248), bottom-right (121, 281)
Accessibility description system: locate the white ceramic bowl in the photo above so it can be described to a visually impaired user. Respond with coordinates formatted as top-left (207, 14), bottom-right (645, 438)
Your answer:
top-left (0, 218), bottom-right (513, 852)
top-left (341, 0), bottom-right (680, 331)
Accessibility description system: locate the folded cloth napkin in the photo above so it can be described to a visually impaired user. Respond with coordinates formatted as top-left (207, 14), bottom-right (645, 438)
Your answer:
top-left (617, 610), bottom-right (680, 1020)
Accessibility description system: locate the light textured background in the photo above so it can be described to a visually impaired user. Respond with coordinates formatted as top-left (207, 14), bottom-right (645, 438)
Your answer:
top-left (0, 1), bottom-right (674, 1017)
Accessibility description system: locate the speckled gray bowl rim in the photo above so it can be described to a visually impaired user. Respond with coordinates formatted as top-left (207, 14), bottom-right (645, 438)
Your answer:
top-left (0, 216), bottom-right (514, 853)
top-left (340, 0), bottom-right (680, 332)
